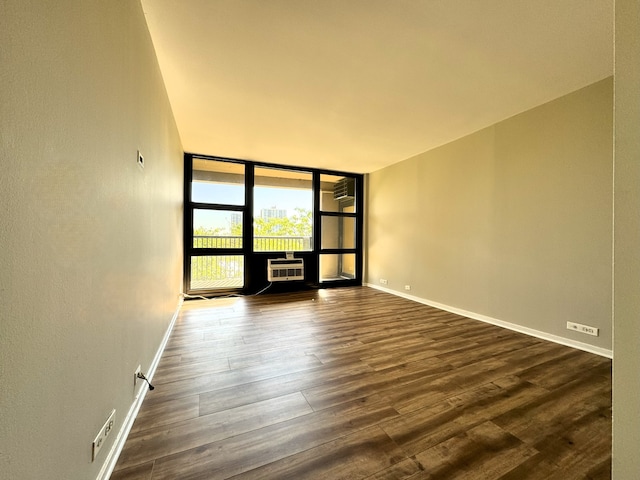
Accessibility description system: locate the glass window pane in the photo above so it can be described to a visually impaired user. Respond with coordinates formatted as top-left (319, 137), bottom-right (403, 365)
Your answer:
top-left (192, 159), bottom-right (245, 205)
top-left (320, 253), bottom-right (356, 282)
top-left (190, 255), bottom-right (244, 290)
top-left (320, 174), bottom-right (356, 213)
top-left (193, 209), bottom-right (242, 248)
top-left (254, 167), bottom-right (313, 252)
top-left (321, 216), bottom-right (356, 249)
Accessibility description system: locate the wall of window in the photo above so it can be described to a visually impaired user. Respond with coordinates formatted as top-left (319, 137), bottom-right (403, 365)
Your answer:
top-left (184, 154), bottom-right (363, 296)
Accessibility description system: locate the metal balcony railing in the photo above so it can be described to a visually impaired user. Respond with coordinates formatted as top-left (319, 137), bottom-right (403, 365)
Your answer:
top-left (190, 235), bottom-right (312, 290)
top-left (193, 235), bottom-right (312, 251)
top-left (190, 254), bottom-right (244, 289)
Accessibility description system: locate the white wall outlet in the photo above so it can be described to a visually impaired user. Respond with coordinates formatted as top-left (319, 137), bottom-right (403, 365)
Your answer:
top-left (137, 150), bottom-right (144, 169)
top-left (379, 278), bottom-right (388, 285)
top-left (566, 321), bottom-right (599, 337)
top-left (92, 409), bottom-right (116, 462)
top-left (134, 365), bottom-right (141, 387)
top-left (404, 285), bottom-right (411, 291)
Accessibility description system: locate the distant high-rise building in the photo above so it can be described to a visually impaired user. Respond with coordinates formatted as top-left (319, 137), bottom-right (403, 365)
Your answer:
top-left (260, 207), bottom-right (287, 220)
top-left (230, 212), bottom-right (242, 227)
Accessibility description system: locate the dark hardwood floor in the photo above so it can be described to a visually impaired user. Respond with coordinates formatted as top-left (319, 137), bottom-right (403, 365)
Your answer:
top-left (110, 286), bottom-right (611, 480)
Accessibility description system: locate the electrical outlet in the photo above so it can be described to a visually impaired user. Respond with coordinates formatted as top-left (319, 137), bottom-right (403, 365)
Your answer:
top-left (134, 365), bottom-right (141, 387)
top-left (92, 409), bottom-right (115, 462)
top-left (404, 285), bottom-right (411, 291)
top-left (566, 321), bottom-right (599, 337)
top-left (379, 278), bottom-right (388, 285)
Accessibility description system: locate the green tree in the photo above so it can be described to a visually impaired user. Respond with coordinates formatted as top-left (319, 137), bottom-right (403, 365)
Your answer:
top-left (194, 226), bottom-right (224, 236)
top-left (229, 208), bottom-right (312, 237)
top-left (255, 207), bottom-right (312, 237)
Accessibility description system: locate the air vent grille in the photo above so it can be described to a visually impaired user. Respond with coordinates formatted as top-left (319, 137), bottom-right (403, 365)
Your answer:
top-left (333, 177), bottom-right (355, 200)
top-left (267, 258), bottom-right (304, 282)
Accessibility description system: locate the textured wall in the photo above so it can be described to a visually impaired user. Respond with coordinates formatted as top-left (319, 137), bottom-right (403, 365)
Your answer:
top-left (0, 1), bottom-right (183, 478)
top-left (613, 0), bottom-right (640, 476)
top-left (367, 78), bottom-right (613, 352)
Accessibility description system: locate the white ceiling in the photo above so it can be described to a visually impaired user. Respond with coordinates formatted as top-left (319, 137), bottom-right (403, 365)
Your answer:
top-left (141, 0), bottom-right (613, 174)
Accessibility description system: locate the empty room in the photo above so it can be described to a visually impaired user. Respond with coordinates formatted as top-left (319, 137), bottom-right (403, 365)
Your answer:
top-left (1, 1), bottom-right (639, 480)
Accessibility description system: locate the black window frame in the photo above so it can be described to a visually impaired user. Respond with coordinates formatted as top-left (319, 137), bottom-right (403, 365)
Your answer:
top-left (184, 153), bottom-right (363, 297)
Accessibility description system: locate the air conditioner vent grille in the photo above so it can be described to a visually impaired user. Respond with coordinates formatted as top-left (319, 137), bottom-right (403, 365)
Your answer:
top-left (333, 177), bottom-right (355, 200)
top-left (267, 258), bottom-right (304, 282)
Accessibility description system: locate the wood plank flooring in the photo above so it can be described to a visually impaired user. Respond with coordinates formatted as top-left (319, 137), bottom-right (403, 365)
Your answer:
top-left (110, 287), bottom-right (611, 480)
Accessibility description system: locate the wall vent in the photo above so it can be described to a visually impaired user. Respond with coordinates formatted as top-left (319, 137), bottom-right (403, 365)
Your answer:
top-left (267, 258), bottom-right (304, 282)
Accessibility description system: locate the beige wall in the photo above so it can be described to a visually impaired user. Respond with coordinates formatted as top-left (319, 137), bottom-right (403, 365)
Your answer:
top-left (0, 1), bottom-right (183, 479)
top-left (613, 0), bottom-right (640, 476)
top-left (367, 78), bottom-right (613, 352)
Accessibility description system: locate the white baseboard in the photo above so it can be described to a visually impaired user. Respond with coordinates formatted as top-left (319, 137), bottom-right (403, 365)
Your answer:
top-left (365, 283), bottom-right (612, 359)
top-left (96, 297), bottom-right (183, 480)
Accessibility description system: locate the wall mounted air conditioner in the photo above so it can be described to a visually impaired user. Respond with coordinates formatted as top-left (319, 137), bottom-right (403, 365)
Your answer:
top-left (333, 177), bottom-right (355, 200)
top-left (267, 258), bottom-right (305, 282)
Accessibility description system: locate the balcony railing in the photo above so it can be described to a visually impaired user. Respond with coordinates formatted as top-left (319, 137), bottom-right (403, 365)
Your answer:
top-left (190, 254), bottom-right (244, 290)
top-left (193, 235), bottom-right (312, 251)
top-left (190, 236), bottom-right (312, 290)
